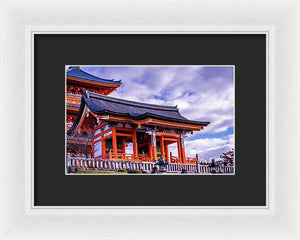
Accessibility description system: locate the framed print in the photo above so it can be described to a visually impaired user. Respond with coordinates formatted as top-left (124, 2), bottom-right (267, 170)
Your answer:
top-left (34, 34), bottom-right (265, 206)
top-left (65, 65), bottom-right (234, 176)
top-left (1, 0), bottom-right (299, 240)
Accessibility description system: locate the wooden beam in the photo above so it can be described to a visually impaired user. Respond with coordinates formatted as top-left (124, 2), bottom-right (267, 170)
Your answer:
top-left (155, 132), bottom-right (180, 138)
top-left (93, 128), bottom-right (112, 139)
top-left (116, 133), bottom-right (133, 137)
top-left (93, 121), bottom-right (107, 132)
top-left (94, 138), bottom-right (102, 144)
top-left (150, 119), bottom-right (204, 130)
top-left (107, 115), bottom-right (205, 131)
top-left (163, 137), bottom-right (179, 142)
top-left (116, 127), bottom-right (133, 132)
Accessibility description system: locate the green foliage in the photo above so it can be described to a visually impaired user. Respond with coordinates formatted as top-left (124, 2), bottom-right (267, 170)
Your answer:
top-left (128, 169), bottom-right (143, 174)
top-left (118, 169), bottom-right (128, 173)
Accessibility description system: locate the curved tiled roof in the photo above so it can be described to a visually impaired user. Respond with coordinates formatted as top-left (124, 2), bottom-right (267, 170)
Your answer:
top-left (86, 91), bottom-right (180, 112)
top-left (67, 66), bottom-right (121, 85)
top-left (67, 91), bottom-right (210, 136)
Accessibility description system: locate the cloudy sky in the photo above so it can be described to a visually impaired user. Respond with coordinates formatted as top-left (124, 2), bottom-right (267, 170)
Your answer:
top-left (82, 66), bottom-right (234, 161)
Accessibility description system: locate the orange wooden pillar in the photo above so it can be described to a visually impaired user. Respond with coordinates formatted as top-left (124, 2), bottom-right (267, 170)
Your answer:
top-left (152, 146), bottom-right (157, 161)
top-left (102, 138), bottom-right (106, 155)
top-left (151, 132), bottom-right (157, 161)
top-left (148, 137), bottom-right (153, 160)
top-left (132, 128), bottom-right (138, 155)
top-left (160, 136), bottom-right (165, 160)
top-left (112, 127), bottom-right (117, 154)
top-left (165, 143), bottom-right (169, 162)
top-left (122, 137), bottom-right (126, 153)
top-left (181, 147), bottom-right (186, 164)
top-left (92, 137), bottom-right (95, 158)
top-left (180, 136), bottom-right (186, 163)
top-left (177, 138), bottom-right (182, 162)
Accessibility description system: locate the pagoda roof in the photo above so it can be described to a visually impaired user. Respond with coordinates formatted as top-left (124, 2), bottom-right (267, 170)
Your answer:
top-left (68, 91), bottom-right (210, 135)
top-left (67, 66), bottom-right (121, 85)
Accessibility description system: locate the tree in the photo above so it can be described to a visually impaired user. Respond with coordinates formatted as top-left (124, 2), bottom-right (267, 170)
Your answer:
top-left (220, 149), bottom-right (234, 166)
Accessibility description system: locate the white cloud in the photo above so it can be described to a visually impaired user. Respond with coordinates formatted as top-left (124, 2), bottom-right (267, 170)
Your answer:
top-left (168, 134), bottom-right (234, 161)
top-left (83, 66), bottom-right (234, 134)
top-left (82, 66), bottom-right (234, 159)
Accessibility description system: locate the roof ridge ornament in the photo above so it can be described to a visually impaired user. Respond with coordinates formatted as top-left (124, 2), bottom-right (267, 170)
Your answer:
top-left (84, 90), bottom-right (90, 98)
top-left (67, 66), bottom-right (81, 71)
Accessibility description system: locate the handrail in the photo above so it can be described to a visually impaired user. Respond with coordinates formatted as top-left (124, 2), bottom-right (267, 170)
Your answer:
top-left (98, 153), bottom-right (152, 162)
top-left (70, 153), bottom-right (198, 164)
top-left (170, 156), bottom-right (198, 164)
top-left (170, 156), bottom-right (181, 163)
top-left (185, 157), bottom-right (198, 164)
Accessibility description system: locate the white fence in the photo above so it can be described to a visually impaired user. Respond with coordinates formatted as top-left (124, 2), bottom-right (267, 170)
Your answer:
top-left (66, 156), bottom-right (234, 174)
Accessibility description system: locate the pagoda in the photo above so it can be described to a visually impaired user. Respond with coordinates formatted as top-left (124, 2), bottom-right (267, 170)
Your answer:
top-left (66, 66), bottom-right (121, 156)
top-left (67, 91), bottom-right (210, 166)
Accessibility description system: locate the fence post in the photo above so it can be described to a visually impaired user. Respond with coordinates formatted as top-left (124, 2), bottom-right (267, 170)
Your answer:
top-left (66, 154), bottom-right (70, 168)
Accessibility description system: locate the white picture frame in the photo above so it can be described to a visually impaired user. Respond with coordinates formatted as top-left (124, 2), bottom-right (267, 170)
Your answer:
top-left (1, 0), bottom-right (299, 239)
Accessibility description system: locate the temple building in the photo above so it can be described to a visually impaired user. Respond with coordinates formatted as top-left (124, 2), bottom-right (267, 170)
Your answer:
top-left (67, 91), bottom-right (210, 165)
top-left (66, 66), bottom-right (121, 130)
top-left (66, 66), bottom-right (121, 156)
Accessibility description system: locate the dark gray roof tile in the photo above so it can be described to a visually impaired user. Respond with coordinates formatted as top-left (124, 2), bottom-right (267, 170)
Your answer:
top-left (67, 91), bottom-right (210, 136)
top-left (67, 66), bottom-right (121, 85)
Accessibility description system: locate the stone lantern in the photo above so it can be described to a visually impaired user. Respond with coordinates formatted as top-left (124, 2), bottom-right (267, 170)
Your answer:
top-left (153, 155), bottom-right (168, 173)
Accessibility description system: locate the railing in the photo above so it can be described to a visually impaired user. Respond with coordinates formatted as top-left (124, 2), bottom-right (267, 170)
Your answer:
top-left (170, 156), bottom-right (198, 164)
top-left (99, 153), bottom-right (152, 162)
top-left (185, 157), bottom-right (198, 164)
top-left (67, 136), bottom-right (91, 142)
top-left (170, 156), bottom-right (181, 163)
top-left (67, 156), bottom-right (155, 172)
top-left (66, 156), bottom-right (234, 174)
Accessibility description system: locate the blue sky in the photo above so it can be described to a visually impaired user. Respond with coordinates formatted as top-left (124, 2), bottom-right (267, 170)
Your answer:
top-left (82, 66), bottom-right (234, 161)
